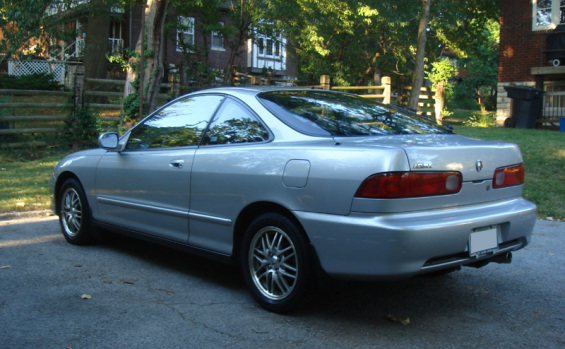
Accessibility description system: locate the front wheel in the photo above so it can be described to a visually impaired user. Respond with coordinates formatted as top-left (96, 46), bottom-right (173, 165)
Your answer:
top-left (241, 213), bottom-right (314, 313)
top-left (58, 178), bottom-right (93, 245)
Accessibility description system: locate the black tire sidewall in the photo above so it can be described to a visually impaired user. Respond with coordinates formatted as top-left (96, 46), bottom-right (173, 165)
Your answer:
top-left (241, 212), bottom-right (313, 313)
top-left (58, 178), bottom-right (92, 245)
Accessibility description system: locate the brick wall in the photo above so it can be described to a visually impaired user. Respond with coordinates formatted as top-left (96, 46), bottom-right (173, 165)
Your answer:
top-left (497, 0), bottom-right (546, 125)
top-left (498, 0), bottom-right (544, 83)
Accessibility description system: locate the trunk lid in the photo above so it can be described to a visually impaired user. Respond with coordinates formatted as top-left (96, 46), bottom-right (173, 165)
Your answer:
top-left (335, 134), bottom-right (523, 181)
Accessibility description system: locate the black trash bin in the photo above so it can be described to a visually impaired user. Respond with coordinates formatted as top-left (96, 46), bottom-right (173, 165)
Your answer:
top-left (503, 86), bottom-right (545, 129)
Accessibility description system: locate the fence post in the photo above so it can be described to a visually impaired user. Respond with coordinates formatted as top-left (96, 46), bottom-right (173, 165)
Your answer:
top-left (71, 65), bottom-right (85, 152)
top-left (251, 75), bottom-right (262, 85)
top-left (232, 66), bottom-right (239, 86)
top-left (169, 73), bottom-right (180, 98)
top-left (381, 76), bottom-right (391, 104)
top-left (73, 65), bottom-right (85, 108)
top-left (321, 75), bottom-right (331, 90)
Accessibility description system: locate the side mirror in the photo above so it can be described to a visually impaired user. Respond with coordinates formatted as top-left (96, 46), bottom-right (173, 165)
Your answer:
top-left (98, 132), bottom-right (120, 150)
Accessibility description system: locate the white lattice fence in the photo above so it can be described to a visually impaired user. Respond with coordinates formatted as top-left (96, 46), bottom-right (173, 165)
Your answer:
top-left (8, 60), bottom-right (66, 85)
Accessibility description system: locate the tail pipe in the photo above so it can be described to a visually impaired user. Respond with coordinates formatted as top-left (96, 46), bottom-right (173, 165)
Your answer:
top-left (491, 252), bottom-right (513, 264)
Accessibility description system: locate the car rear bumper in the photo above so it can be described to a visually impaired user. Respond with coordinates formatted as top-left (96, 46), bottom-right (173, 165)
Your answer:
top-left (294, 198), bottom-right (537, 280)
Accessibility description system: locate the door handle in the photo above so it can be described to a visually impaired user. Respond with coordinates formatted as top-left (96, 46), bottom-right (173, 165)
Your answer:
top-left (169, 160), bottom-right (184, 169)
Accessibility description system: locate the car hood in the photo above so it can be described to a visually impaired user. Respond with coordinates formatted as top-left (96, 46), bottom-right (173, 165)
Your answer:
top-left (334, 134), bottom-right (523, 182)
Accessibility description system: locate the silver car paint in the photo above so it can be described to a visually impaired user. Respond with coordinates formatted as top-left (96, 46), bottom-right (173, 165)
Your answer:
top-left (296, 196), bottom-right (536, 279)
top-left (50, 87), bottom-right (537, 279)
top-left (94, 148), bottom-right (195, 242)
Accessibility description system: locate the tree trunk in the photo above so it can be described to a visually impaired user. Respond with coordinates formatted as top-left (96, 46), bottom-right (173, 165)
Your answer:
top-left (84, 6), bottom-right (111, 80)
top-left (124, 0), bottom-right (168, 119)
top-left (408, 0), bottom-right (431, 111)
top-left (434, 81), bottom-right (445, 124)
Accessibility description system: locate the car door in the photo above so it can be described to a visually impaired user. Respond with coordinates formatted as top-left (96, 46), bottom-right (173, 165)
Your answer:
top-left (188, 97), bottom-right (272, 254)
top-left (94, 94), bottom-right (225, 243)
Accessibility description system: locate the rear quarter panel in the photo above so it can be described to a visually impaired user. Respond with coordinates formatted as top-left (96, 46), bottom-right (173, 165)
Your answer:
top-left (186, 141), bottom-right (409, 253)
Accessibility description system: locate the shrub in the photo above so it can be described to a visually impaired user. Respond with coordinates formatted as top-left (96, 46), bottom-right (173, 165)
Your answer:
top-left (0, 72), bottom-right (62, 90)
top-left (464, 111), bottom-right (496, 127)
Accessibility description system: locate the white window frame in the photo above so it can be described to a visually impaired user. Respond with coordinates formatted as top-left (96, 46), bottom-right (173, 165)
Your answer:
top-left (256, 33), bottom-right (284, 59)
top-left (108, 18), bottom-right (124, 56)
top-left (211, 22), bottom-right (225, 51)
top-left (249, 27), bottom-right (287, 71)
top-left (533, 0), bottom-right (565, 31)
top-left (176, 16), bottom-right (195, 52)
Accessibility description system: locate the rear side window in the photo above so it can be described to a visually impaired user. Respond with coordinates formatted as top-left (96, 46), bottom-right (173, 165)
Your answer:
top-left (126, 95), bottom-right (225, 150)
top-left (257, 90), bottom-right (448, 137)
top-left (202, 99), bottom-right (270, 145)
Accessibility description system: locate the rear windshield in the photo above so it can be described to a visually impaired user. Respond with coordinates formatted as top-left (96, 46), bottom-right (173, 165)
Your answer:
top-left (257, 90), bottom-right (448, 137)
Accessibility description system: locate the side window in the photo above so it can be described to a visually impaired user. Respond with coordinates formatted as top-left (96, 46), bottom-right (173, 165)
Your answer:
top-left (202, 99), bottom-right (270, 145)
top-left (126, 95), bottom-right (225, 150)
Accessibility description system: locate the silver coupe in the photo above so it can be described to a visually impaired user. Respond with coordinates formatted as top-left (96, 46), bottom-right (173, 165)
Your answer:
top-left (50, 87), bottom-right (537, 312)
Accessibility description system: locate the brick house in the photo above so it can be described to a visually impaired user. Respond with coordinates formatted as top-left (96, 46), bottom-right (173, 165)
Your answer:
top-left (162, 8), bottom-right (297, 84)
top-left (3, 3), bottom-right (297, 84)
top-left (498, 0), bottom-right (565, 128)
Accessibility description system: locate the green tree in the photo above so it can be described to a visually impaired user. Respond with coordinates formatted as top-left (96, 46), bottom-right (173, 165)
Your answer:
top-left (408, 0), bottom-right (431, 110)
top-left (456, 19), bottom-right (499, 110)
top-left (268, 0), bottom-right (420, 86)
top-left (427, 57), bottom-right (457, 123)
top-left (0, 0), bottom-right (55, 64)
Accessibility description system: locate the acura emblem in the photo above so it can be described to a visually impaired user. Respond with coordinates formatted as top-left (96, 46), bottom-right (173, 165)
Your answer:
top-left (476, 160), bottom-right (484, 172)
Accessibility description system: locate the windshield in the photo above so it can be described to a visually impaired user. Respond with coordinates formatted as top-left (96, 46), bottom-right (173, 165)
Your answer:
top-left (257, 90), bottom-right (448, 137)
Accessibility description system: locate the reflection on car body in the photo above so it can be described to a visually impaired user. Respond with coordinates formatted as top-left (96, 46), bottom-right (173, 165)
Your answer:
top-left (50, 87), bottom-right (537, 313)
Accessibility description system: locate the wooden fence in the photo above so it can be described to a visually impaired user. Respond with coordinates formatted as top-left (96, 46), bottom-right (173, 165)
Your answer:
top-left (0, 66), bottom-right (175, 149)
top-left (1, 70), bottom-right (436, 149)
top-left (0, 89), bottom-right (72, 148)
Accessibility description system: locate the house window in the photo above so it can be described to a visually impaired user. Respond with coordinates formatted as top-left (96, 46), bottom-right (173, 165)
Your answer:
top-left (533, 0), bottom-right (565, 30)
top-left (257, 38), bottom-right (264, 55)
top-left (211, 22), bottom-right (224, 50)
top-left (256, 34), bottom-right (283, 58)
top-left (176, 16), bottom-right (195, 52)
top-left (108, 19), bottom-right (124, 56)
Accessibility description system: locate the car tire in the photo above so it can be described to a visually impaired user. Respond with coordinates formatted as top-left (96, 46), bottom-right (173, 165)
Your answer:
top-left (241, 213), bottom-right (313, 313)
top-left (58, 178), bottom-right (93, 245)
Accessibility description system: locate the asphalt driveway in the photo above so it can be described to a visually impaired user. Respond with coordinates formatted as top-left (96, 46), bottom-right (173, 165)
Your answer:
top-left (1, 215), bottom-right (564, 348)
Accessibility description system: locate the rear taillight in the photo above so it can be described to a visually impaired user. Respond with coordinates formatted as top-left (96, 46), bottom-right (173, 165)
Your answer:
top-left (355, 172), bottom-right (462, 199)
top-left (493, 164), bottom-right (524, 189)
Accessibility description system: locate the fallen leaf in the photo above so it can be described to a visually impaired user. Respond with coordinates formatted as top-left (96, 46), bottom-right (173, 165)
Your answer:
top-left (81, 294), bottom-right (92, 300)
top-left (387, 314), bottom-right (410, 326)
top-left (121, 279), bottom-right (137, 285)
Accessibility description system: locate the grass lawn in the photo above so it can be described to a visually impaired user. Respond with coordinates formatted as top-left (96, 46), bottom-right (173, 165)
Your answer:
top-left (1, 125), bottom-right (564, 220)
top-left (0, 152), bottom-right (65, 213)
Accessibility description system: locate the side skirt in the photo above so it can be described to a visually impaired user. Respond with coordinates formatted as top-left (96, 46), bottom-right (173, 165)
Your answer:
top-left (95, 220), bottom-right (233, 265)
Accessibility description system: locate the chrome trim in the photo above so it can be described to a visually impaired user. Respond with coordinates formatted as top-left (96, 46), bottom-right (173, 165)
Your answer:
top-left (97, 197), bottom-right (189, 218)
top-left (189, 212), bottom-right (232, 226)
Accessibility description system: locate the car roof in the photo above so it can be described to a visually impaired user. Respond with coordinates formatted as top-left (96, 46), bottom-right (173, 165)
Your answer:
top-left (188, 86), bottom-right (330, 99)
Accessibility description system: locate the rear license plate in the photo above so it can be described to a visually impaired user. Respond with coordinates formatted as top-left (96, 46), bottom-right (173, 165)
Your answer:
top-left (469, 226), bottom-right (498, 257)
